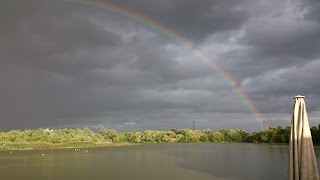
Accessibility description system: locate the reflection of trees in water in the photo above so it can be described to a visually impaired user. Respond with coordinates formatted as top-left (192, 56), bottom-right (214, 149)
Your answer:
top-left (172, 144), bottom-right (291, 180)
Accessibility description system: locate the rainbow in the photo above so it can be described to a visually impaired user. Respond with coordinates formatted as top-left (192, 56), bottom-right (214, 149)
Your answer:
top-left (66, 0), bottom-right (267, 130)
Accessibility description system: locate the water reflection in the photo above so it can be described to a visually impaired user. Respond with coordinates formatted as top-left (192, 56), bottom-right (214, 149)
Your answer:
top-left (165, 144), bottom-right (289, 180)
top-left (0, 144), bottom-right (319, 180)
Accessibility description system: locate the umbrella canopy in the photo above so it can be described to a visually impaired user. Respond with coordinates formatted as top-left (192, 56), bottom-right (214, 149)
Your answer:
top-left (288, 95), bottom-right (319, 180)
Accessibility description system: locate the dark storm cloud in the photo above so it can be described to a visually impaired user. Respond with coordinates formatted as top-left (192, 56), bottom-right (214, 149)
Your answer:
top-left (205, 0), bottom-right (320, 116)
top-left (215, 0), bottom-right (320, 77)
top-left (103, 0), bottom-right (250, 42)
top-left (1, 0), bottom-right (320, 131)
top-left (0, 0), bottom-right (123, 130)
top-left (0, 0), bottom-right (121, 73)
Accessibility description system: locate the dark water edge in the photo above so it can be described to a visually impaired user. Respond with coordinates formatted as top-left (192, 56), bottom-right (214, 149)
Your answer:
top-left (0, 143), bottom-right (319, 180)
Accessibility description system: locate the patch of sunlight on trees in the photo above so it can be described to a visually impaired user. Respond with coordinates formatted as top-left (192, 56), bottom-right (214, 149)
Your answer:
top-left (1, 125), bottom-right (320, 150)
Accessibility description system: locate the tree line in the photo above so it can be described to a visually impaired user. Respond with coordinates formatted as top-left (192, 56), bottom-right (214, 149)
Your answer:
top-left (0, 125), bottom-right (320, 145)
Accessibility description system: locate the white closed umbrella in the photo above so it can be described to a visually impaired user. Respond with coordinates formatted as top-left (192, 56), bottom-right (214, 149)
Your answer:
top-left (288, 95), bottom-right (319, 180)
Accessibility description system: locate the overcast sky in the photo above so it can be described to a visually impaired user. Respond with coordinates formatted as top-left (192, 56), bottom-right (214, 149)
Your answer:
top-left (1, 0), bottom-right (320, 132)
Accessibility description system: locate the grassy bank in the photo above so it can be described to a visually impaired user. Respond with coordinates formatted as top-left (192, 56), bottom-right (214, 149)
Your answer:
top-left (0, 142), bottom-right (134, 151)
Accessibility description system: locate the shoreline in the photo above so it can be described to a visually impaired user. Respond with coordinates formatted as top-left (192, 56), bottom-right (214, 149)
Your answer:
top-left (0, 142), bottom-right (137, 152)
top-left (0, 142), bottom-right (293, 152)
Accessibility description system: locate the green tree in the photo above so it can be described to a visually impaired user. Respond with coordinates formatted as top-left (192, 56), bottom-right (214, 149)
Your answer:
top-left (128, 132), bottom-right (143, 143)
top-left (228, 130), bottom-right (242, 142)
top-left (209, 132), bottom-right (223, 143)
top-left (99, 128), bottom-right (118, 140)
top-left (200, 135), bottom-right (208, 142)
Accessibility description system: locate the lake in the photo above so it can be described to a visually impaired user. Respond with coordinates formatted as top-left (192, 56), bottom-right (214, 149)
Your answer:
top-left (0, 144), bottom-right (320, 180)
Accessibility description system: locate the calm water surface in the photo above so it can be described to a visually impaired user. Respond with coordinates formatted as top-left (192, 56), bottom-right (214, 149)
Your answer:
top-left (1, 144), bottom-right (320, 180)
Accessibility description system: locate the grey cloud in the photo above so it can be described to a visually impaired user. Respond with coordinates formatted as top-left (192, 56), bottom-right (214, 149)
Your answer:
top-left (0, 0), bottom-right (121, 74)
top-left (241, 59), bottom-right (320, 113)
top-left (212, 0), bottom-right (320, 85)
top-left (103, 0), bottom-right (250, 42)
top-left (242, 13), bottom-right (320, 59)
top-left (1, 0), bottom-right (320, 132)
